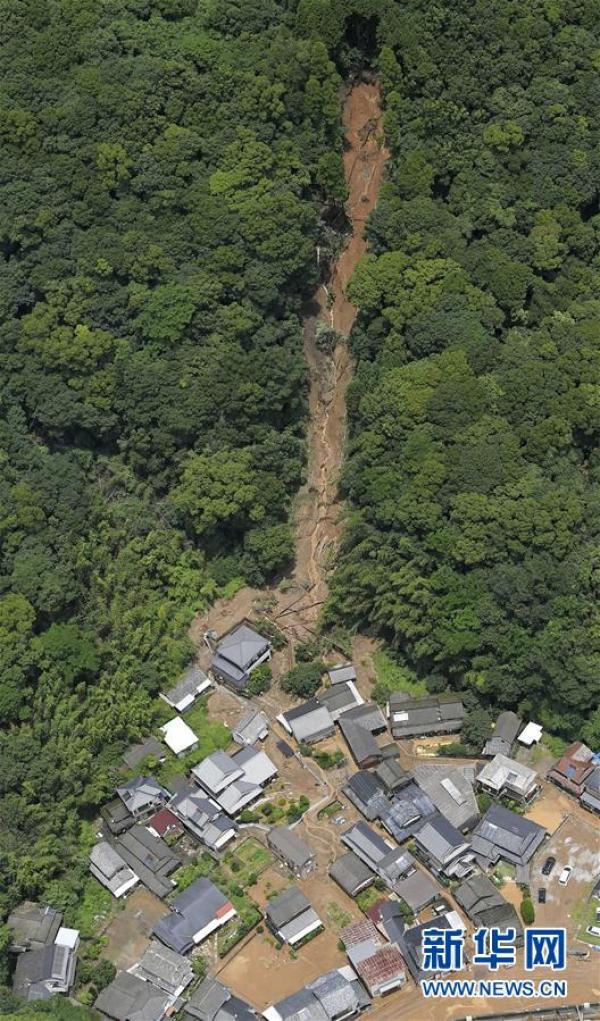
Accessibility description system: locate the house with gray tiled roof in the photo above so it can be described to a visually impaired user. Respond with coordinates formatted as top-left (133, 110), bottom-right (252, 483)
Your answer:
top-left (482, 711), bottom-right (522, 758)
top-left (476, 754), bottom-right (539, 804)
top-left (112, 826), bottom-right (181, 900)
top-left (232, 710), bottom-right (269, 746)
top-left (265, 887), bottom-right (322, 946)
top-left (317, 682), bottom-right (364, 721)
top-left (338, 719), bottom-right (381, 769)
top-left (116, 777), bottom-right (170, 820)
top-left (210, 624), bottom-right (272, 693)
top-left (280, 699), bottom-right (335, 745)
top-left (153, 878), bottom-right (236, 955)
top-left (454, 874), bottom-right (523, 943)
top-left (263, 967), bottom-right (370, 1021)
top-left (160, 664), bottom-right (211, 713)
top-left (7, 902), bottom-right (62, 954)
top-left (128, 941), bottom-right (193, 999)
top-left (343, 771), bottom-right (389, 821)
top-left (191, 746), bottom-right (277, 816)
top-left (412, 763), bottom-right (479, 831)
top-left (471, 804), bottom-right (546, 869)
top-left (185, 977), bottom-right (259, 1021)
top-left (327, 664), bottom-right (357, 685)
top-left (412, 813), bottom-right (475, 879)
top-left (329, 852), bottom-right (375, 898)
top-left (267, 827), bottom-right (315, 878)
top-left (169, 785), bottom-right (237, 850)
top-left (90, 842), bottom-right (139, 899)
top-left (375, 759), bottom-right (410, 795)
top-left (95, 971), bottom-right (171, 1021)
top-left (380, 782), bottom-right (437, 843)
top-left (388, 693), bottom-right (465, 739)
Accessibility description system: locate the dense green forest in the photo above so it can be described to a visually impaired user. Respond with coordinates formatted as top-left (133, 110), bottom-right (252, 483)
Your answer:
top-left (324, 0), bottom-right (600, 741)
top-left (0, 0), bottom-right (347, 918)
top-left (1, 0), bottom-right (599, 962)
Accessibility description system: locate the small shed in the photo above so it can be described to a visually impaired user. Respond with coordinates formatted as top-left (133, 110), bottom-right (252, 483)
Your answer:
top-left (160, 717), bottom-right (198, 758)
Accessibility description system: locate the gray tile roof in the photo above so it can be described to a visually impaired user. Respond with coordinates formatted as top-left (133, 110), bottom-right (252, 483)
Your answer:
top-left (412, 764), bottom-right (479, 830)
top-left (116, 778), bottom-right (170, 817)
top-left (339, 702), bottom-right (387, 732)
top-left (389, 694), bottom-right (465, 738)
top-left (186, 977), bottom-right (257, 1021)
top-left (161, 664), bottom-right (210, 708)
top-left (343, 771), bottom-right (388, 820)
top-left (380, 782), bottom-right (437, 842)
top-left (477, 754), bottom-right (538, 798)
top-left (471, 804), bottom-right (546, 867)
top-left (90, 841), bottom-right (138, 897)
top-left (454, 873), bottom-right (523, 937)
top-left (482, 711), bottom-right (522, 757)
top-left (232, 710), bottom-right (269, 745)
top-left (7, 902), bottom-right (62, 952)
top-left (153, 879), bottom-right (233, 955)
top-left (211, 625), bottom-right (270, 689)
top-left (268, 968), bottom-right (368, 1021)
top-left (267, 827), bottom-right (314, 870)
top-left (129, 941), bottom-right (193, 997)
top-left (341, 821), bottom-right (392, 870)
top-left (102, 798), bottom-right (135, 836)
top-left (283, 699), bottom-right (335, 743)
top-left (266, 887), bottom-right (312, 930)
top-left (375, 759), bottom-right (410, 793)
top-left (327, 664), bottom-right (357, 685)
top-left (316, 682), bottom-right (362, 719)
top-left (338, 719), bottom-right (381, 766)
top-left (192, 751), bottom-right (242, 795)
top-left (169, 786), bottom-right (236, 849)
top-left (414, 814), bottom-right (471, 873)
top-left (231, 745), bottom-right (277, 786)
top-left (95, 971), bottom-right (170, 1021)
top-left (329, 852), bottom-right (375, 896)
top-left (13, 944), bottom-right (75, 1001)
top-left (393, 870), bottom-right (439, 912)
top-left (114, 826), bottom-right (180, 899)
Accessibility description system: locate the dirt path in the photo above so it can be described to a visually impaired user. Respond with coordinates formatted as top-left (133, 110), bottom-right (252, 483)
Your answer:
top-left (291, 81), bottom-right (388, 622)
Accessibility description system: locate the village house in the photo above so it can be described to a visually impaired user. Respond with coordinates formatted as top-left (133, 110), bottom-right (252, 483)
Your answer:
top-left (232, 709), bottom-right (269, 746)
top-left (317, 681), bottom-right (364, 721)
top-left (191, 746), bottom-right (277, 816)
top-left (581, 765), bottom-right (600, 815)
top-left (153, 878), bottom-right (236, 954)
top-left (12, 926), bottom-right (79, 1003)
top-left (169, 785), bottom-right (237, 850)
top-left (338, 719), bottom-right (381, 769)
top-left (380, 781), bottom-right (437, 843)
top-left (340, 920), bottom-right (406, 998)
top-left (374, 759), bottom-right (411, 796)
top-left (186, 976), bottom-right (259, 1021)
top-left (123, 737), bottom-right (166, 771)
top-left (7, 902), bottom-right (62, 954)
top-left (327, 663), bottom-right (357, 685)
top-left (160, 717), bottom-right (199, 758)
top-left (412, 813), bottom-right (475, 879)
top-left (454, 873), bottom-right (523, 943)
top-left (329, 852), bottom-right (375, 898)
top-left (267, 826), bottom-right (316, 878)
top-left (547, 741), bottom-right (595, 797)
top-left (116, 777), bottom-right (171, 821)
top-left (470, 804), bottom-right (546, 869)
top-left (147, 808), bottom-right (184, 842)
top-left (210, 623), bottom-right (272, 693)
top-left (128, 941), bottom-right (193, 999)
top-left (263, 967), bottom-right (371, 1021)
top-left (387, 693), bottom-right (465, 739)
top-left (476, 754), bottom-right (539, 804)
top-left (412, 763), bottom-right (480, 832)
top-left (343, 771), bottom-right (389, 821)
top-left (482, 711), bottom-right (522, 758)
top-left (95, 971), bottom-right (171, 1021)
top-left (90, 841), bottom-right (139, 899)
top-left (160, 664), bottom-right (211, 713)
top-left (112, 825), bottom-right (181, 900)
top-left (265, 886), bottom-right (322, 946)
top-left (279, 699), bottom-right (335, 744)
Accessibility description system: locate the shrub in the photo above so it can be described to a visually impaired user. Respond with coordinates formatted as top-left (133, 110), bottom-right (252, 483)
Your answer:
top-left (280, 661), bottom-right (325, 698)
top-left (520, 897), bottom-right (535, 925)
top-left (246, 664), bottom-right (272, 696)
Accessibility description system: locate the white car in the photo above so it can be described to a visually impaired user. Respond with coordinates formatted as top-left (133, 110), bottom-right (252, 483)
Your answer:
top-left (558, 866), bottom-right (572, 885)
top-left (586, 925), bottom-right (600, 938)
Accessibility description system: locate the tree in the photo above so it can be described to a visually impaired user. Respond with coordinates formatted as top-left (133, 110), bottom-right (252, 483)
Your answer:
top-left (461, 709), bottom-right (493, 752)
top-left (246, 665), bottom-right (272, 696)
top-left (520, 897), bottom-right (535, 925)
top-left (280, 661), bottom-right (325, 699)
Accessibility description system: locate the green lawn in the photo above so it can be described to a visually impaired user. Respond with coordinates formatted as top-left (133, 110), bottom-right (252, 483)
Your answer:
top-left (317, 800), bottom-right (343, 820)
top-left (572, 885), bottom-right (600, 947)
top-left (372, 651), bottom-right (428, 704)
top-left (356, 886), bottom-right (385, 912)
top-left (155, 700), bottom-right (231, 785)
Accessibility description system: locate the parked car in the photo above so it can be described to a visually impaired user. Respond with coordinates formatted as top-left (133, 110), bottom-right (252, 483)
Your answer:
top-left (586, 925), bottom-right (600, 938)
top-left (538, 888), bottom-right (546, 904)
top-left (541, 856), bottom-right (556, 876)
top-left (558, 866), bottom-right (573, 885)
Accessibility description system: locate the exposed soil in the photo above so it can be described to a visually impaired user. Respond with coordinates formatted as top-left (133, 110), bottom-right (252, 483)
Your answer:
top-left (289, 81), bottom-right (388, 628)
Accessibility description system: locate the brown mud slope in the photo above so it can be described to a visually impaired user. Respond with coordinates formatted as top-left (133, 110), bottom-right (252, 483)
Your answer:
top-left (290, 81), bottom-right (388, 626)
top-left (191, 83), bottom-right (386, 653)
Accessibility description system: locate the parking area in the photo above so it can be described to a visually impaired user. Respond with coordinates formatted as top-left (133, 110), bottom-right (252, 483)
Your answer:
top-left (530, 811), bottom-right (600, 943)
top-left (101, 888), bottom-right (169, 970)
